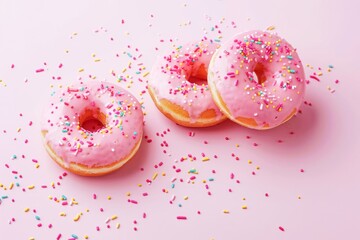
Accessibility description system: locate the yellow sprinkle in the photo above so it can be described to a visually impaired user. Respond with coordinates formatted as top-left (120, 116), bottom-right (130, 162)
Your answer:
top-left (94, 58), bottom-right (101, 62)
top-left (202, 157), bottom-right (210, 162)
top-left (122, 68), bottom-right (127, 73)
top-left (223, 210), bottom-right (230, 214)
top-left (9, 182), bottom-right (14, 190)
top-left (242, 205), bottom-right (248, 209)
top-left (318, 72), bottom-right (323, 76)
top-left (116, 223), bottom-right (121, 229)
top-left (266, 26), bottom-right (276, 31)
top-left (138, 184), bottom-right (142, 187)
top-left (78, 68), bottom-right (84, 72)
top-left (73, 213), bottom-right (81, 222)
top-left (235, 144), bottom-right (239, 148)
top-left (17, 128), bottom-right (21, 132)
top-left (162, 172), bottom-right (166, 176)
top-left (24, 208), bottom-right (30, 212)
top-left (85, 235), bottom-right (89, 239)
top-left (59, 212), bottom-right (66, 217)
top-left (152, 173), bottom-right (158, 181)
top-left (107, 196), bottom-right (112, 200)
top-left (184, 196), bottom-right (189, 200)
top-left (256, 166), bottom-right (260, 170)
top-left (126, 192), bottom-right (131, 196)
top-left (28, 185), bottom-right (35, 190)
top-left (248, 160), bottom-right (252, 164)
top-left (111, 215), bottom-right (118, 220)
top-left (91, 53), bottom-right (96, 57)
top-left (35, 163), bottom-right (40, 169)
top-left (29, 237), bottom-right (35, 240)
top-left (142, 72), bottom-right (150, 77)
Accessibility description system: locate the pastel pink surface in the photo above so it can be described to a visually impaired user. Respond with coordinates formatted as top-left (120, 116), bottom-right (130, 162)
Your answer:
top-left (0, 1), bottom-right (359, 240)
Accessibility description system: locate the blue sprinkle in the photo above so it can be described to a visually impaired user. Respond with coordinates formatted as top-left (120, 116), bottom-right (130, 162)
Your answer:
top-left (71, 234), bottom-right (78, 239)
top-left (62, 195), bottom-right (67, 200)
top-left (287, 55), bottom-right (293, 60)
top-left (171, 183), bottom-right (175, 189)
top-left (1, 196), bottom-right (8, 199)
top-left (328, 65), bottom-right (334, 68)
top-left (35, 215), bottom-right (41, 221)
top-left (208, 178), bottom-right (215, 181)
top-left (127, 52), bottom-right (132, 58)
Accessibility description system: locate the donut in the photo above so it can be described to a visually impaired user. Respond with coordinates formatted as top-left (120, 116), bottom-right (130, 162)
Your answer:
top-left (41, 81), bottom-right (144, 176)
top-left (208, 30), bottom-right (306, 129)
top-left (148, 40), bottom-right (226, 127)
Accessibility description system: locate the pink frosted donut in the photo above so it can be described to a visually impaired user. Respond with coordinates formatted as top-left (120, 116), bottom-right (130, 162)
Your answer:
top-left (41, 81), bottom-right (144, 176)
top-left (148, 40), bottom-right (226, 127)
top-left (208, 30), bottom-right (306, 129)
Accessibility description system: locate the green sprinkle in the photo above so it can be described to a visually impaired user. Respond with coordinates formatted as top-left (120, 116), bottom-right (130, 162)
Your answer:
top-left (133, 131), bottom-right (137, 135)
top-left (62, 129), bottom-right (68, 133)
top-left (287, 55), bottom-right (293, 60)
top-left (290, 69), bottom-right (296, 74)
top-left (1, 196), bottom-right (8, 199)
top-left (12, 154), bottom-right (17, 159)
top-left (171, 183), bottom-right (175, 189)
top-left (65, 121), bottom-right (70, 126)
top-left (35, 216), bottom-right (41, 221)
top-left (127, 52), bottom-right (132, 58)
top-left (62, 195), bottom-right (67, 200)
top-left (214, 39), bottom-right (221, 42)
top-left (208, 178), bottom-right (215, 181)
top-left (71, 234), bottom-right (78, 239)
top-left (189, 169), bottom-right (197, 173)
top-left (256, 41), bottom-right (262, 45)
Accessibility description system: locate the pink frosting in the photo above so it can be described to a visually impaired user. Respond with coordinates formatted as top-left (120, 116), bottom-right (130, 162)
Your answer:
top-left (209, 30), bottom-right (306, 129)
top-left (42, 81), bottom-right (144, 167)
top-left (149, 40), bottom-right (223, 122)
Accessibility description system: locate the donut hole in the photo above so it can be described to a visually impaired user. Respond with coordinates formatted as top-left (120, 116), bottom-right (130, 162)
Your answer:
top-left (79, 109), bottom-right (106, 133)
top-left (187, 63), bottom-right (208, 86)
top-left (253, 63), bottom-right (267, 85)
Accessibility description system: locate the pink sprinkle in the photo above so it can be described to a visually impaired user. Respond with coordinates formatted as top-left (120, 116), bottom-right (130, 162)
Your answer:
top-left (129, 199), bottom-right (138, 204)
top-left (93, 194), bottom-right (97, 199)
top-left (58, 63), bottom-right (63, 68)
top-left (56, 234), bottom-right (62, 240)
top-left (143, 213), bottom-right (147, 219)
top-left (177, 216), bottom-right (187, 220)
top-left (300, 169), bottom-right (305, 173)
top-left (36, 68), bottom-right (44, 73)
top-left (11, 64), bottom-right (15, 68)
top-left (142, 192), bottom-right (148, 196)
top-left (230, 173), bottom-right (235, 179)
top-left (279, 226), bottom-right (285, 232)
top-left (310, 75), bottom-right (320, 82)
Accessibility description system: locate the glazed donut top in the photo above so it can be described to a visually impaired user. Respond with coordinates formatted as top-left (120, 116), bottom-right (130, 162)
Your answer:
top-left (149, 40), bottom-right (223, 122)
top-left (209, 30), bottom-right (306, 128)
top-left (42, 81), bottom-right (143, 167)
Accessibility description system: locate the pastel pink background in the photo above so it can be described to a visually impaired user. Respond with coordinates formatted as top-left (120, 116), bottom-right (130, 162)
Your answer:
top-left (1, 0), bottom-right (359, 239)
